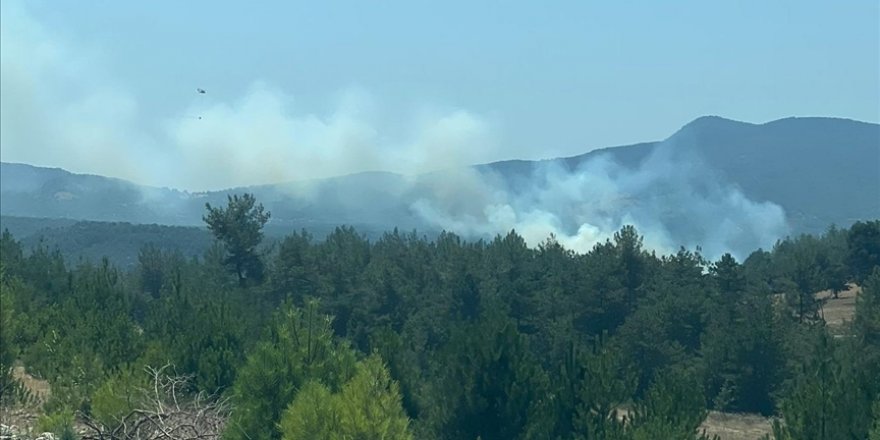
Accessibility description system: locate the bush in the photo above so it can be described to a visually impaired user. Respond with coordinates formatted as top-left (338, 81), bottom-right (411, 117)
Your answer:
top-left (91, 366), bottom-right (149, 428)
top-left (36, 407), bottom-right (77, 438)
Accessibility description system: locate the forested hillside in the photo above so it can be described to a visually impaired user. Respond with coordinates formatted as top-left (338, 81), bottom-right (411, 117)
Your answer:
top-left (0, 215), bottom-right (412, 270)
top-left (3, 117), bottom-right (878, 244)
top-left (1, 195), bottom-right (878, 439)
top-left (0, 216), bottom-right (212, 269)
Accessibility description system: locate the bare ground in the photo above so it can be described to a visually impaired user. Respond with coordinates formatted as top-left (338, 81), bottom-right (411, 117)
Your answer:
top-left (699, 284), bottom-right (862, 440)
top-left (816, 283), bottom-right (860, 330)
top-left (701, 411), bottom-right (774, 440)
top-left (0, 366), bottom-right (51, 434)
top-left (11, 366), bottom-right (51, 403)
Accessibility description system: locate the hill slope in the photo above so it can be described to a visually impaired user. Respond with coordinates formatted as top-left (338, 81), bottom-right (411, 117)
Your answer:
top-left (2, 116), bottom-right (878, 249)
top-left (484, 116), bottom-right (878, 234)
top-left (0, 216), bottom-right (213, 268)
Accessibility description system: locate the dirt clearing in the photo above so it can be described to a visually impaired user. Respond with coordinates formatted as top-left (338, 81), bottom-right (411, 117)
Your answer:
top-left (817, 283), bottom-right (860, 330)
top-left (701, 411), bottom-right (774, 440)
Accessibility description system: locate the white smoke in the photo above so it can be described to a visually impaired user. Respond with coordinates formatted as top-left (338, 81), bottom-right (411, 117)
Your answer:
top-left (412, 138), bottom-right (790, 259)
top-left (1, 0), bottom-right (790, 258)
top-left (0, 1), bottom-right (499, 191)
top-left (164, 84), bottom-right (496, 191)
top-left (0, 1), bottom-right (157, 185)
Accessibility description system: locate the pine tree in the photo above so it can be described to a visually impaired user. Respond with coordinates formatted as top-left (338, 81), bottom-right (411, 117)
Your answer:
top-left (224, 301), bottom-right (357, 440)
top-left (855, 268), bottom-right (880, 351)
top-left (203, 193), bottom-right (271, 286)
top-left (870, 399), bottom-right (880, 440)
top-left (428, 309), bottom-right (551, 440)
top-left (626, 368), bottom-right (715, 440)
top-left (278, 381), bottom-right (337, 439)
top-left (280, 355), bottom-right (412, 440)
top-left (847, 220), bottom-right (880, 284)
top-left (774, 331), bottom-right (875, 439)
top-left (573, 338), bottom-right (636, 440)
top-left (0, 264), bottom-right (21, 404)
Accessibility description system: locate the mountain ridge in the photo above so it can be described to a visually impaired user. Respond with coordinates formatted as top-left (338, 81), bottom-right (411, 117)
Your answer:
top-left (2, 115), bottom-right (878, 242)
top-left (3, 115), bottom-right (875, 191)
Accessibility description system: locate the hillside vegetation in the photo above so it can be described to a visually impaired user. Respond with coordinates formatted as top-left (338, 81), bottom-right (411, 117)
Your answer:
top-left (0, 216), bottom-right (212, 269)
top-left (3, 117), bottom-right (878, 240)
top-left (1, 196), bottom-right (879, 439)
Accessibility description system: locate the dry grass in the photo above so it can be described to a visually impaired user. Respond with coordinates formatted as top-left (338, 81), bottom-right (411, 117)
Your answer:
top-left (0, 366), bottom-right (49, 435)
top-left (11, 365), bottom-right (51, 403)
top-left (816, 283), bottom-right (860, 330)
top-left (698, 283), bottom-right (862, 440)
top-left (701, 411), bottom-right (774, 440)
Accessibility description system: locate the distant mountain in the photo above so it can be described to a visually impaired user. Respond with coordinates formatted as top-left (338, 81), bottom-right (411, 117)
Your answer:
top-left (0, 216), bottom-right (212, 268)
top-left (2, 116), bottom-right (878, 245)
top-left (482, 116), bottom-right (879, 233)
top-left (0, 162), bottom-right (427, 232)
top-left (0, 162), bottom-right (196, 224)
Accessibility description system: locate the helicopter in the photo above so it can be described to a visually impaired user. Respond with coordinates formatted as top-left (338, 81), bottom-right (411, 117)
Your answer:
top-left (185, 88), bottom-right (207, 120)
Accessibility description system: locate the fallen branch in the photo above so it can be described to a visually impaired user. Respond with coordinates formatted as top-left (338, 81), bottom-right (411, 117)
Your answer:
top-left (80, 365), bottom-right (229, 440)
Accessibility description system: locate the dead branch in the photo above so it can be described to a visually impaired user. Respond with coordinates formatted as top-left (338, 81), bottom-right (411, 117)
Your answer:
top-left (80, 366), bottom-right (229, 440)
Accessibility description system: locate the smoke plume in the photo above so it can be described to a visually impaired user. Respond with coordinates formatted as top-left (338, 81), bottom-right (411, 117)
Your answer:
top-left (0, 1), bottom-right (499, 191)
top-left (1, 0), bottom-right (790, 259)
top-left (411, 136), bottom-right (789, 259)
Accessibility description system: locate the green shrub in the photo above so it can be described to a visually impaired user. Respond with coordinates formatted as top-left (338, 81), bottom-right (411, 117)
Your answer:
top-left (37, 407), bottom-right (76, 437)
top-left (91, 366), bottom-right (149, 428)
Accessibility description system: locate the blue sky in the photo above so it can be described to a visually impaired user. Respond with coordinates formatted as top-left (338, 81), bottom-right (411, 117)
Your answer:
top-left (1, 0), bottom-right (878, 189)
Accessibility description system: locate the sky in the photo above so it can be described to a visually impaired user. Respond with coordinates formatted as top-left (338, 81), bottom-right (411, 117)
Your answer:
top-left (1, 0), bottom-right (878, 190)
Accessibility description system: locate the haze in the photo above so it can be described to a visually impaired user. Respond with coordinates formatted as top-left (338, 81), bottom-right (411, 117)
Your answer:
top-left (1, 0), bottom-right (877, 190)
